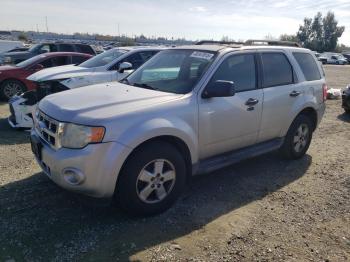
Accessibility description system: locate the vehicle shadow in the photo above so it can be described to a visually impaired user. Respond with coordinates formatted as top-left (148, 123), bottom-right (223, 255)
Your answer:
top-left (0, 118), bottom-right (30, 145)
top-left (337, 112), bottom-right (350, 123)
top-left (0, 152), bottom-right (312, 261)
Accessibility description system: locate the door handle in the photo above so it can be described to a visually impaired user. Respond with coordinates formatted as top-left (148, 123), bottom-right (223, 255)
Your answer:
top-left (290, 90), bottom-right (301, 97)
top-left (245, 98), bottom-right (259, 106)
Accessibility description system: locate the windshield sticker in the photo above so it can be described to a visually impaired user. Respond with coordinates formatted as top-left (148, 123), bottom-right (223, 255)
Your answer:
top-left (190, 51), bottom-right (214, 60)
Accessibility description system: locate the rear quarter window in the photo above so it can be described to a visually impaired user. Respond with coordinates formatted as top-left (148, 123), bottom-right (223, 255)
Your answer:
top-left (293, 52), bottom-right (322, 81)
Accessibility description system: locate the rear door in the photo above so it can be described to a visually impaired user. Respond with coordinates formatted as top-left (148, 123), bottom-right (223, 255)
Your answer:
top-left (257, 51), bottom-right (305, 142)
top-left (198, 51), bottom-right (264, 159)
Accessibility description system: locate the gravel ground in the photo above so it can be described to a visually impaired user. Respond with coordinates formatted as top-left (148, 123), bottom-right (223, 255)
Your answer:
top-left (0, 65), bottom-right (349, 262)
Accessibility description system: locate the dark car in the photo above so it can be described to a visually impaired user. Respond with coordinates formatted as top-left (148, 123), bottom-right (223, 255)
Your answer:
top-left (342, 85), bottom-right (350, 114)
top-left (0, 42), bottom-right (96, 65)
top-left (0, 52), bottom-right (92, 99)
top-left (342, 53), bottom-right (350, 64)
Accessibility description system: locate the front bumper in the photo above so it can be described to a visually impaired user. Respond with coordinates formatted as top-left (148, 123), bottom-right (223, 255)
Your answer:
top-left (30, 131), bottom-right (133, 198)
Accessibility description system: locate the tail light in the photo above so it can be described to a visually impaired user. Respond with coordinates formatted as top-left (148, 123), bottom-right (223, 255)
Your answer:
top-left (322, 83), bottom-right (328, 102)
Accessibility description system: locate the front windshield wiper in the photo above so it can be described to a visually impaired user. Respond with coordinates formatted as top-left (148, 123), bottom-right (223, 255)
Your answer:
top-left (132, 82), bottom-right (159, 91)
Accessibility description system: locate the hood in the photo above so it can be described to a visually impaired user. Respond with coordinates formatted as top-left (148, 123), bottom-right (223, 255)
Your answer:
top-left (0, 65), bottom-right (17, 72)
top-left (1, 51), bottom-right (31, 58)
top-left (27, 65), bottom-right (95, 82)
top-left (39, 82), bottom-right (183, 124)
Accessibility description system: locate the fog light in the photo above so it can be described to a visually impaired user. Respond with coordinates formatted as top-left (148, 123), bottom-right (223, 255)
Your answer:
top-left (62, 168), bottom-right (85, 185)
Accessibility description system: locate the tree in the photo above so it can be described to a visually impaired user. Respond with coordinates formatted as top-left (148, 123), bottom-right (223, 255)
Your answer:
top-left (279, 34), bottom-right (298, 42)
top-left (17, 32), bottom-right (28, 42)
top-left (297, 12), bottom-right (344, 52)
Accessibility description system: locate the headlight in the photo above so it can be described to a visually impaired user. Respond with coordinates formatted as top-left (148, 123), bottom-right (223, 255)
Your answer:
top-left (59, 123), bottom-right (105, 149)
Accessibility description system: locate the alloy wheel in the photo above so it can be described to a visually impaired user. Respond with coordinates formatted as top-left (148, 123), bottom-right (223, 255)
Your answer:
top-left (136, 159), bottom-right (176, 204)
top-left (293, 124), bottom-right (309, 153)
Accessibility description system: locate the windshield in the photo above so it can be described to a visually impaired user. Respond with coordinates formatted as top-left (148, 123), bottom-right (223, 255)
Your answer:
top-left (16, 54), bottom-right (46, 68)
top-left (28, 44), bottom-right (41, 52)
top-left (79, 48), bottom-right (127, 68)
top-left (125, 49), bottom-right (216, 94)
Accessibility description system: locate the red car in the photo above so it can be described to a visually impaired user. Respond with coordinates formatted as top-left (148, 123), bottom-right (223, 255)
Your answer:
top-left (0, 52), bottom-right (92, 99)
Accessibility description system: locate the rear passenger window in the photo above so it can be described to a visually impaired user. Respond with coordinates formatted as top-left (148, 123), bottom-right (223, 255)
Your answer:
top-left (210, 54), bottom-right (256, 92)
top-left (261, 53), bottom-right (293, 87)
top-left (51, 56), bottom-right (69, 67)
top-left (293, 52), bottom-right (321, 81)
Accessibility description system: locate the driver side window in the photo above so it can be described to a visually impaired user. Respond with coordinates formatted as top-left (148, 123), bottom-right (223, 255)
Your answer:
top-left (210, 54), bottom-right (257, 92)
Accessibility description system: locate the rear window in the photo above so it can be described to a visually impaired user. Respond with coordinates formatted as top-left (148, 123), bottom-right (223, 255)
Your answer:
top-left (293, 52), bottom-right (321, 81)
top-left (261, 53), bottom-right (294, 88)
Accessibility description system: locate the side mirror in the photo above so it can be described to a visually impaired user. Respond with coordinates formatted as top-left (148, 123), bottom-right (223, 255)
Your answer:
top-left (202, 80), bottom-right (235, 99)
top-left (118, 62), bottom-right (133, 73)
top-left (32, 64), bottom-right (44, 71)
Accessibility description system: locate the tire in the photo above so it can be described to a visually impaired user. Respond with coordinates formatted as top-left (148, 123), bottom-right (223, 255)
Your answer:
top-left (279, 114), bottom-right (313, 160)
top-left (0, 79), bottom-right (26, 100)
top-left (115, 141), bottom-right (187, 216)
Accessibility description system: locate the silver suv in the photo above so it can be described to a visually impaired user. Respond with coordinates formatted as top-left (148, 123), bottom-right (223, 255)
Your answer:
top-left (30, 40), bottom-right (327, 216)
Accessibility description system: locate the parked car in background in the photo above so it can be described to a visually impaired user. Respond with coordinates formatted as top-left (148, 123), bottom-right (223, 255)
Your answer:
top-left (30, 42), bottom-right (326, 215)
top-left (323, 53), bottom-right (348, 65)
top-left (0, 40), bottom-right (25, 54)
top-left (342, 53), bottom-right (350, 64)
top-left (1, 52), bottom-right (92, 99)
top-left (314, 52), bottom-right (327, 64)
top-left (27, 46), bottom-right (164, 90)
top-left (342, 84), bottom-right (350, 114)
top-left (0, 42), bottom-right (96, 65)
top-left (5, 52), bottom-right (92, 128)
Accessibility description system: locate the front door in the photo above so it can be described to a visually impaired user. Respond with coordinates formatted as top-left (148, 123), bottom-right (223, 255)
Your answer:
top-left (198, 52), bottom-right (263, 159)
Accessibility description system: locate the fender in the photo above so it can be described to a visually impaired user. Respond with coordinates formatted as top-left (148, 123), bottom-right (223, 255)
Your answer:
top-left (114, 117), bottom-right (199, 164)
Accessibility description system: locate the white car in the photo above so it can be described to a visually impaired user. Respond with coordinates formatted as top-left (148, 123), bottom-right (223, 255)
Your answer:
top-left (325, 54), bottom-right (348, 65)
top-left (9, 46), bottom-right (163, 129)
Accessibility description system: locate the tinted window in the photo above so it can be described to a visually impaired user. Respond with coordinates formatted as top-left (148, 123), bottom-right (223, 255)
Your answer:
top-left (59, 44), bottom-right (74, 52)
top-left (120, 52), bottom-right (143, 69)
top-left (51, 56), bottom-right (69, 66)
top-left (40, 58), bottom-right (53, 68)
top-left (72, 55), bottom-right (88, 65)
top-left (261, 53), bottom-right (293, 87)
top-left (293, 52), bottom-right (321, 81)
top-left (210, 54), bottom-right (256, 92)
top-left (76, 44), bottom-right (95, 55)
top-left (139, 51), bottom-right (158, 62)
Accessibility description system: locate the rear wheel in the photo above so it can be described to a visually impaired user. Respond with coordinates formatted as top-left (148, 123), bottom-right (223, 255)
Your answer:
top-left (280, 114), bottom-right (313, 159)
top-left (0, 79), bottom-right (26, 100)
top-left (115, 141), bottom-right (187, 216)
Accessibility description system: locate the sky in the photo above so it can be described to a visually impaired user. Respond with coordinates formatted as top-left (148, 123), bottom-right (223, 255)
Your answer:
top-left (0, 0), bottom-right (349, 45)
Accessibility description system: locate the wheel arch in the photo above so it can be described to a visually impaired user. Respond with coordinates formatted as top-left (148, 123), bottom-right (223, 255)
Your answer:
top-left (116, 135), bottom-right (193, 189)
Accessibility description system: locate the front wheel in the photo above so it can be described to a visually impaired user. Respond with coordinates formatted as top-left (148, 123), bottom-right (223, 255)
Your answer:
top-left (115, 141), bottom-right (187, 216)
top-left (0, 79), bottom-right (26, 100)
top-left (280, 115), bottom-right (313, 159)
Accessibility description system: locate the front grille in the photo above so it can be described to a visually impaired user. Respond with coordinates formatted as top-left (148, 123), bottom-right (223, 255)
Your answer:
top-left (35, 111), bottom-right (61, 149)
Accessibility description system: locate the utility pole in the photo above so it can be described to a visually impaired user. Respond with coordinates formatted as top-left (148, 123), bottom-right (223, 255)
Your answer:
top-left (36, 24), bottom-right (39, 33)
top-left (118, 23), bottom-right (120, 37)
top-left (45, 16), bottom-right (49, 33)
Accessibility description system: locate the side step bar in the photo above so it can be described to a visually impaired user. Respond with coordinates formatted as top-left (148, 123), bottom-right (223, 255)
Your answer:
top-left (196, 138), bottom-right (284, 174)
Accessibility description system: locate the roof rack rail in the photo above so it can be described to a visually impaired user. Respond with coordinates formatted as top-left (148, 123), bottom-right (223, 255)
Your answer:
top-left (195, 40), bottom-right (244, 46)
top-left (245, 39), bottom-right (301, 47)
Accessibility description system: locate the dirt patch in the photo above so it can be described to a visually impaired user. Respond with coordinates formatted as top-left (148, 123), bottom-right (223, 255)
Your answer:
top-left (0, 65), bottom-right (349, 261)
